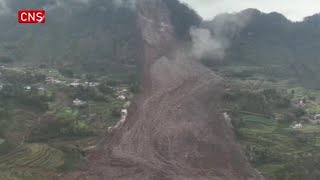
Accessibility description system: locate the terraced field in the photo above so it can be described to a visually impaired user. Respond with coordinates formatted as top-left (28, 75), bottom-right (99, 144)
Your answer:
top-left (3, 110), bottom-right (38, 145)
top-left (235, 114), bottom-right (320, 179)
top-left (0, 143), bottom-right (64, 180)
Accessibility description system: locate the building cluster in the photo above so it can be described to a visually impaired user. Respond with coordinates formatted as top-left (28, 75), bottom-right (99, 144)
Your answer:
top-left (45, 77), bottom-right (66, 84)
top-left (73, 98), bottom-right (87, 106)
top-left (68, 80), bottom-right (99, 88)
top-left (116, 88), bottom-right (128, 100)
top-left (292, 123), bottom-right (303, 129)
top-left (309, 112), bottom-right (320, 123)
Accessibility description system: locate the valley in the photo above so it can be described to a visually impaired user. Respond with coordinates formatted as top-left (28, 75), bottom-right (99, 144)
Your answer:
top-left (210, 59), bottom-right (320, 179)
top-left (0, 64), bottom-right (135, 179)
top-left (0, 0), bottom-right (319, 180)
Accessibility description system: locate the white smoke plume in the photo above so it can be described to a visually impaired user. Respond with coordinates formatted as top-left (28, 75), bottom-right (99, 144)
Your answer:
top-left (190, 27), bottom-right (225, 60)
top-left (189, 10), bottom-right (253, 60)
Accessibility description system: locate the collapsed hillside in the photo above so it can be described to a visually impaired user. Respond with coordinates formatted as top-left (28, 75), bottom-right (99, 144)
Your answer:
top-left (64, 0), bottom-right (262, 179)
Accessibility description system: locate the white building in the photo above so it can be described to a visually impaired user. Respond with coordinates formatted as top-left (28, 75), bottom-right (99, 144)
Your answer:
top-left (46, 77), bottom-right (65, 84)
top-left (116, 88), bottom-right (128, 96)
top-left (292, 123), bottom-right (303, 129)
top-left (223, 112), bottom-right (231, 122)
top-left (69, 82), bottom-right (80, 87)
top-left (45, 77), bottom-right (54, 82)
top-left (314, 114), bottom-right (320, 120)
top-left (73, 99), bottom-right (86, 106)
top-left (121, 109), bottom-right (128, 117)
top-left (117, 95), bottom-right (126, 100)
top-left (89, 82), bottom-right (99, 87)
top-left (24, 86), bottom-right (31, 91)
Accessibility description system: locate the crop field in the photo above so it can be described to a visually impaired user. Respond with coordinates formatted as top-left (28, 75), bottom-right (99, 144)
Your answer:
top-left (235, 114), bottom-right (320, 179)
top-left (0, 143), bottom-right (64, 179)
top-left (0, 64), bottom-right (133, 179)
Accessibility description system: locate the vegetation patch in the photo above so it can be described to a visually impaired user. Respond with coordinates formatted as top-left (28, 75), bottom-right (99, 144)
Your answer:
top-left (0, 144), bottom-right (64, 179)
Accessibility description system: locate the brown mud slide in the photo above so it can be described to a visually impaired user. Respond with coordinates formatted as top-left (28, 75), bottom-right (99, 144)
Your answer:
top-left (63, 0), bottom-right (263, 179)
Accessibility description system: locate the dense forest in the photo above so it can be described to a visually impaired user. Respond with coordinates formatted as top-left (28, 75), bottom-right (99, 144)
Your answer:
top-left (163, 0), bottom-right (201, 40)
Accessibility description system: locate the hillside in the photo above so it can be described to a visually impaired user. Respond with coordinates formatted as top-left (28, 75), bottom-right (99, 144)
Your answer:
top-left (204, 9), bottom-right (320, 89)
top-left (203, 9), bottom-right (320, 179)
top-left (0, 0), bottom-right (142, 78)
top-left (0, 0), bottom-right (142, 179)
top-left (63, 0), bottom-right (261, 179)
top-left (0, 1), bottom-right (320, 180)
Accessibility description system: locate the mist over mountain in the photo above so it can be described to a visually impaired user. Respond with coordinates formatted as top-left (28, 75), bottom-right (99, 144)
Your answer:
top-left (204, 9), bottom-right (320, 89)
top-left (0, 0), bottom-right (142, 78)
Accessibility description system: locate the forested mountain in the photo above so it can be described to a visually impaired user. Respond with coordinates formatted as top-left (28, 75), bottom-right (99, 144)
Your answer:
top-left (0, 1), bottom-right (144, 179)
top-left (163, 0), bottom-right (201, 40)
top-left (203, 9), bottom-right (320, 180)
top-left (0, 0), bottom-right (141, 78)
top-left (205, 9), bottom-right (320, 89)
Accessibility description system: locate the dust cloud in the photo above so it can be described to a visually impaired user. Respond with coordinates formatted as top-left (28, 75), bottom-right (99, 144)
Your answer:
top-left (189, 10), bottom-right (253, 61)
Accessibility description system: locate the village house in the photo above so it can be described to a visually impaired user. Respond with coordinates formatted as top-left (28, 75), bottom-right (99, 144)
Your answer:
top-left (309, 112), bottom-right (320, 122)
top-left (46, 77), bottom-right (65, 84)
top-left (116, 88), bottom-right (128, 96)
top-left (299, 100), bottom-right (305, 106)
top-left (45, 77), bottom-right (54, 82)
top-left (121, 109), bottom-right (128, 117)
top-left (24, 86), bottom-right (31, 91)
top-left (89, 82), bottom-right (99, 87)
top-left (292, 123), bottom-right (303, 129)
top-left (69, 82), bottom-right (80, 87)
top-left (124, 101), bottom-right (131, 108)
top-left (84, 82), bottom-right (100, 87)
top-left (73, 98), bottom-right (86, 106)
top-left (37, 87), bottom-right (45, 94)
top-left (295, 97), bottom-right (306, 107)
top-left (117, 95), bottom-right (126, 100)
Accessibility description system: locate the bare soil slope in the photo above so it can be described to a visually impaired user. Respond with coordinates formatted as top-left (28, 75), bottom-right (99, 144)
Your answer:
top-left (64, 0), bottom-right (262, 179)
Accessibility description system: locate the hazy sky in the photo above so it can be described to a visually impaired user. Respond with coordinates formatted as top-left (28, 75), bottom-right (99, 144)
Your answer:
top-left (180, 0), bottom-right (320, 21)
